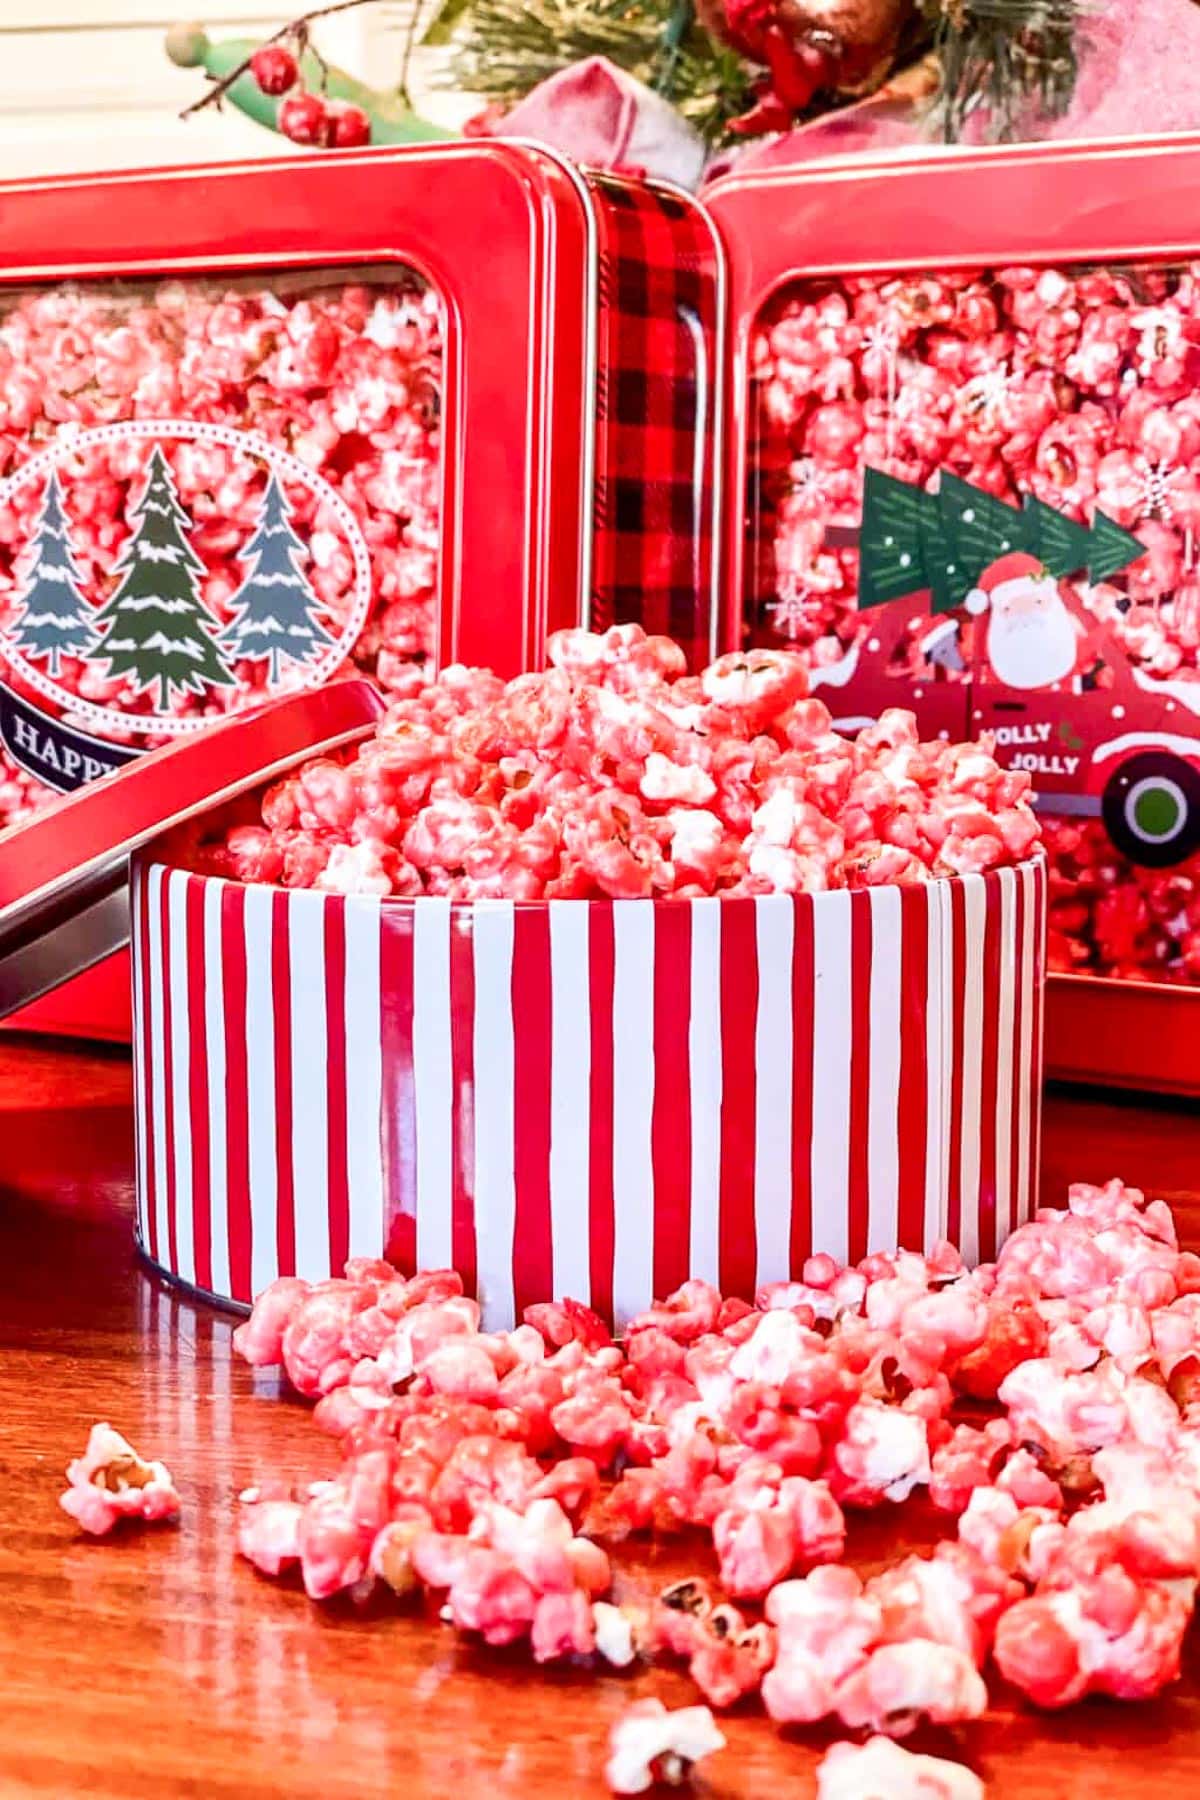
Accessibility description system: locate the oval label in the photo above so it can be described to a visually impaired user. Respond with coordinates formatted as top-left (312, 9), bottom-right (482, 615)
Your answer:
top-left (0, 418), bottom-right (373, 788)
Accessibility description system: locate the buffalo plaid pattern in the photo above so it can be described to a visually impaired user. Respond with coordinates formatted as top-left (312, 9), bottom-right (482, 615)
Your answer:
top-left (588, 177), bottom-right (722, 671)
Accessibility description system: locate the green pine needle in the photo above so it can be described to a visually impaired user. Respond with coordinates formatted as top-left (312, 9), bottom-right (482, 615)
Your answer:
top-left (922, 0), bottom-right (1082, 142)
top-left (428, 0), bottom-right (754, 141)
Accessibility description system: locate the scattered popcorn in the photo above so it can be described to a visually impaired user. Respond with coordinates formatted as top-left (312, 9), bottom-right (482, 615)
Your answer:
top-left (816, 1736), bottom-right (984, 1800)
top-left (59, 1423), bottom-right (180, 1536)
top-left (206, 1175), bottom-right (1200, 1778)
top-left (605, 1699), bottom-right (725, 1795)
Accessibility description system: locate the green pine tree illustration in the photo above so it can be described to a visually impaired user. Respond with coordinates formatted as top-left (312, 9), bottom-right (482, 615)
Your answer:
top-left (857, 468), bottom-right (938, 609)
top-left (918, 502), bottom-right (965, 616)
top-left (936, 473), bottom-right (1031, 595)
top-left (1022, 494), bottom-right (1094, 580)
top-left (92, 445), bottom-right (234, 709)
top-left (1089, 510), bottom-right (1147, 584)
top-left (224, 473), bottom-right (333, 685)
top-left (10, 469), bottom-right (96, 677)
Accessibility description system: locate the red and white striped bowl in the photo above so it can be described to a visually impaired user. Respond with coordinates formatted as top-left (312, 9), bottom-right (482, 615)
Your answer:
top-left (130, 855), bottom-right (1045, 1327)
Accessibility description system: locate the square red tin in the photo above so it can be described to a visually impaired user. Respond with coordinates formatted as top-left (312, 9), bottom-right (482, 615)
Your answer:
top-left (706, 135), bottom-right (1200, 1097)
top-left (0, 144), bottom-right (724, 1037)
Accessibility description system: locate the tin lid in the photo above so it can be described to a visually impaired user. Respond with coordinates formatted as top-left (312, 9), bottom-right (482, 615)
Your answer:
top-left (0, 678), bottom-right (384, 1020)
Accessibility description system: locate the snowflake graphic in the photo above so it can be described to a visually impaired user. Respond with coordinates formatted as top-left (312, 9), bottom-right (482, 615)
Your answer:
top-left (862, 321), bottom-right (901, 363)
top-left (769, 579), bottom-right (815, 642)
top-left (786, 457), bottom-right (827, 506)
top-left (1136, 459), bottom-right (1176, 521)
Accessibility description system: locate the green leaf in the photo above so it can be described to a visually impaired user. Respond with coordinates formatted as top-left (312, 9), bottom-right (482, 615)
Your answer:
top-left (1090, 510), bottom-right (1148, 584)
top-left (857, 467), bottom-right (933, 610)
top-left (421, 0), bottom-right (475, 49)
top-left (937, 471), bottom-right (1030, 595)
top-left (1022, 494), bottom-right (1094, 579)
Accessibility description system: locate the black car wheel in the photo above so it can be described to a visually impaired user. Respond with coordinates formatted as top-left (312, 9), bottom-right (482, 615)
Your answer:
top-left (1101, 751), bottom-right (1200, 868)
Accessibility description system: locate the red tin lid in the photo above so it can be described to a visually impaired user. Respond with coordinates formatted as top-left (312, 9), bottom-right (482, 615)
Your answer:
top-left (0, 678), bottom-right (384, 1019)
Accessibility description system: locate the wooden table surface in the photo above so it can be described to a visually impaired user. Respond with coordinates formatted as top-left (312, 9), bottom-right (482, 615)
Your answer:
top-left (3, 1035), bottom-right (1200, 1800)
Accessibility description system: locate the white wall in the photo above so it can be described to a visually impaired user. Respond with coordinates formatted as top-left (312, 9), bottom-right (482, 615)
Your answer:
top-left (0, 1), bottom-right (470, 179)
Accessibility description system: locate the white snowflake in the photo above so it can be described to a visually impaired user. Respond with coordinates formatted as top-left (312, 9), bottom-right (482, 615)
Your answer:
top-left (787, 457), bottom-right (829, 505)
top-left (769, 580), bottom-right (814, 641)
top-left (862, 321), bottom-right (901, 364)
top-left (1136, 459), bottom-right (1176, 520)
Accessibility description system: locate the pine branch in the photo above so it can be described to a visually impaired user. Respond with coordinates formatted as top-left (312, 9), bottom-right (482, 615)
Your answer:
top-left (433, 0), bottom-right (753, 140)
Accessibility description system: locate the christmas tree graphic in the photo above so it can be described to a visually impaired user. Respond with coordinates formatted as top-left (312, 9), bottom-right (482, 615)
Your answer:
top-left (224, 473), bottom-right (332, 684)
top-left (856, 469), bottom-right (1148, 613)
top-left (10, 469), bottom-right (96, 677)
top-left (91, 445), bottom-right (234, 709)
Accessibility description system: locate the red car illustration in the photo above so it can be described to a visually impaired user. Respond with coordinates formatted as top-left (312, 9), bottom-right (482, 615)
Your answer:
top-left (797, 471), bottom-right (1200, 869)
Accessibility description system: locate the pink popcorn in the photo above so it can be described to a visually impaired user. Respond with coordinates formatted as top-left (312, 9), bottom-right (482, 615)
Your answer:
top-left (997, 1357), bottom-right (1182, 1467)
top-left (711, 1472), bottom-right (845, 1597)
top-left (928, 1419), bottom-right (1012, 1513)
top-left (833, 1640), bottom-right (988, 1737)
top-left (762, 1565), bottom-right (882, 1724)
top-left (816, 1738), bottom-right (984, 1800)
top-left (200, 625), bottom-right (1039, 901)
top-left (237, 1490), bottom-right (304, 1577)
top-left (994, 1566), bottom-right (1192, 1707)
top-left (232, 1275), bottom-right (312, 1367)
top-left (828, 1398), bottom-right (931, 1505)
top-left (645, 1580), bottom-right (778, 1708)
top-left (216, 1171), bottom-right (1200, 1775)
top-left (957, 1487), bottom-right (1064, 1583)
top-left (605, 1700), bottom-right (725, 1795)
top-left (59, 1423), bottom-right (181, 1536)
top-left (866, 1542), bottom-right (1021, 1666)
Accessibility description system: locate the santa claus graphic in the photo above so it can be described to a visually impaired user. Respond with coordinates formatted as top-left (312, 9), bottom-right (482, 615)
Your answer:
top-left (964, 550), bottom-right (1090, 691)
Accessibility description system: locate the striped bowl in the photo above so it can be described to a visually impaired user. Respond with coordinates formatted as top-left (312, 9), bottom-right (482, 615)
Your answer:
top-left (130, 854), bottom-right (1046, 1328)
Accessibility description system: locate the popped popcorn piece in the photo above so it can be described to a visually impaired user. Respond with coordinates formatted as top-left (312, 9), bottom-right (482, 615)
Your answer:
top-left (59, 1423), bottom-right (180, 1536)
top-left (829, 1398), bottom-right (931, 1505)
top-left (605, 1700), bottom-right (725, 1795)
top-left (994, 1568), bottom-right (1192, 1707)
top-left (833, 1640), bottom-right (988, 1736)
top-left (816, 1737), bottom-right (984, 1800)
top-left (593, 1601), bottom-right (637, 1668)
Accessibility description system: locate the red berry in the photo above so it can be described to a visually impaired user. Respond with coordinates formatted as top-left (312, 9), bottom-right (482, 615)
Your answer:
top-left (327, 102), bottom-right (372, 149)
top-left (278, 89), bottom-right (329, 147)
top-left (250, 45), bottom-right (298, 97)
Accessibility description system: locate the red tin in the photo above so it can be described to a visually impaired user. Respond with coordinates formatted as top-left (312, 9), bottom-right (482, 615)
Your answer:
top-left (0, 144), bottom-right (723, 1039)
top-left (0, 680), bottom-right (384, 1020)
top-left (707, 135), bottom-right (1200, 1097)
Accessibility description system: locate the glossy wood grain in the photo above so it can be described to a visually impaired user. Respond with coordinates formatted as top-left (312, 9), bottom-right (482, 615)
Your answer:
top-left (2, 1038), bottom-right (1199, 1799)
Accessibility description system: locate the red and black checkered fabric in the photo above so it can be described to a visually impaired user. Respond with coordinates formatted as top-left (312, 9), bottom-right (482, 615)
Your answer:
top-left (588, 176), bottom-right (721, 672)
